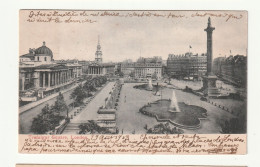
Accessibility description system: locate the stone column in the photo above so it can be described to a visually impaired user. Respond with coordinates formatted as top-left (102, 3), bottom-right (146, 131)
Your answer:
top-left (58, 72), bottom-right (60, 85)
top-left (34, 72), bottom-right (39, 88)
top-left (55, 72), bottom-right (57, 85)
top-left (60, 71), bottom-right (62, 84)
top-left (204, 17), bottom-right (215, 75)
top-left (65, 71), bottom-right (67, 82)
top-left (43, 72), bottom-right (46, 88)
top-left (65, 72), bottom-right (67, 82)
top-left (61, 72), bottom-right (63, 84)
top-left (61, 71), bottom-right (63, 84)
top-left (48, 72), bottom-right (51, 87)
top-left (21, 73), bottom-right (25, 91)
top-left (53, 72), bottom-right (55, 85)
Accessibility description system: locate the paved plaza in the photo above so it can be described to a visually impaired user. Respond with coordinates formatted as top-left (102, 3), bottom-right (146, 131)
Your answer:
top-left (20, 80), bottom-right (246, 134)
top-left (116, 82), bottom-right (242, 134)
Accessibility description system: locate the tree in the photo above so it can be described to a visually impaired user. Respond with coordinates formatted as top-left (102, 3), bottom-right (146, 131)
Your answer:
top-left (31, 104), bottom-right (64, 134)
top-left (152, 72), bottom-right (157, 80)
top-left (118, 72), bottom-right (124, 77)
top-left (31, 114), bottom-right (51, 134)
top-left (220, 116), bottom-right (246, 134)
top-left (129, 71), bottom-right (135, 78)
top-left (70, 85), bottom-right (87, 107)
top-left (84, 81), bottom-right (96, 95)
top-left (78, 120), bottom-right (112, 134)
top-left (52, 92), bottom-right (69, 117)
top-left (145, 123), bottom-right (184, 134)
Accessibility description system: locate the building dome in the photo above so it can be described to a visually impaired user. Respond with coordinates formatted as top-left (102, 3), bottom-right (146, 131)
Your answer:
top-left (35, 41), bottom-right (53, 58)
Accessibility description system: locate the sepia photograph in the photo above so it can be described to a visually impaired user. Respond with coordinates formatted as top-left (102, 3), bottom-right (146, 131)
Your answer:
top-left (19, 10), bottom-right (247, 136)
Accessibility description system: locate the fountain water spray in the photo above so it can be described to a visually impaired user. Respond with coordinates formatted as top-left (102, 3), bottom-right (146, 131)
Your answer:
top-left (168, 90), bottom-right (181, 112)
top-left (146, 78), bottom-right (153, 91)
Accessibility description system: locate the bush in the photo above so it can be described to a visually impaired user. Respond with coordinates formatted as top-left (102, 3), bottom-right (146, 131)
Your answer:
top-left (220, 116), bottom-right (246, 134)
top-left (78, 120), bottom-right (112, 134)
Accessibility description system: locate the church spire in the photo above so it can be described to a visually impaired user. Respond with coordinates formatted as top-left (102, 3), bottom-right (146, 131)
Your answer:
top-left (95, 36), bottom-right (103, 63)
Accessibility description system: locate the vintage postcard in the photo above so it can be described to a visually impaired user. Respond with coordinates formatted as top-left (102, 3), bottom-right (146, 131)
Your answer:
top-left (19, 10), bottom-right (247, 154)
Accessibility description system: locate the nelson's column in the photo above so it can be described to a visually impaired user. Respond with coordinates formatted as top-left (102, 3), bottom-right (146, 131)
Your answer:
top-left (202, 17), bottom-right (220, 97)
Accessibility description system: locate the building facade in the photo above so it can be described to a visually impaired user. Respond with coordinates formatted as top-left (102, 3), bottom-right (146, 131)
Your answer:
top-left (19, 42), bottom-right (82, 103)
top-left (167, 52), bottom-right (207, 80)
top-left (134, 62), bottom-right (162, 79)
top-left (120, 63), bottom-right (135, 76)
top-left (213, 55), bottom-right (247, 87)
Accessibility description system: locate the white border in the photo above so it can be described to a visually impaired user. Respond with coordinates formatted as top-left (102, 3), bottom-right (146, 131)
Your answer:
top-left (1, 0), bottom-right (260, 167)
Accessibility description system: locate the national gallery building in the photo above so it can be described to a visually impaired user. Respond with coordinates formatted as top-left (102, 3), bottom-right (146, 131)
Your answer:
top-left (19, 42), bottom-right (82, 103)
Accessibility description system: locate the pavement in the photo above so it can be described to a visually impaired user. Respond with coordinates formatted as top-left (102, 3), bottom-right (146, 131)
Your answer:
top-left (116, 82), bottom-right (238, 134)
top-left (116, 83), bottom-right (159, 134)
top-left (62, 82), bottom-right (115, 134)
top-left (19, 82), bottom-right (80, 114)
top-left (19, 87), bottom-right (76, 134)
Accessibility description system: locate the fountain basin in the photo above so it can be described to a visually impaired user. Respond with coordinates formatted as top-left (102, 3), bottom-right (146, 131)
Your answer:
top-left (139, 99), bottom-right (207, 129)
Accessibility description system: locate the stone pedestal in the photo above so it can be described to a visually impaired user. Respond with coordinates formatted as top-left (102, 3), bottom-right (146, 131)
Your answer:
top-left (202, 75), bottom-right (220, 97)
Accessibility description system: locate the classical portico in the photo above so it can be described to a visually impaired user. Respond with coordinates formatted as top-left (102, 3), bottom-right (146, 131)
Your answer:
top-left (88, 63), bottom-right (104, 75)
top-left (35, 66), bottom-right (74, 89)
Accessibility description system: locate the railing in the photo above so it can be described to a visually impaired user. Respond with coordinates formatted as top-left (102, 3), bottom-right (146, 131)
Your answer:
top-left (55, 118), bottom-right (70, 134)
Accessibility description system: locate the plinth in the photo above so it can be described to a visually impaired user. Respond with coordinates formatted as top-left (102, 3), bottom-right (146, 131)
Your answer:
top-left (202, 74), bottom-right (220, 97)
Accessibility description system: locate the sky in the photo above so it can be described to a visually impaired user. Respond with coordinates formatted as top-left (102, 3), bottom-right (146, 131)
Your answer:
top-left (19, 10), bottom-right (247, 62)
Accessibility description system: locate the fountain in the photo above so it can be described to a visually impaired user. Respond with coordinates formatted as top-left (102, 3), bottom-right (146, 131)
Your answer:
top-left (146, 78), bottom-right (153, 91)
top-left (139, 89), bottom-right (207, 129)
top-left (168, 90), bottom-right (181, 112)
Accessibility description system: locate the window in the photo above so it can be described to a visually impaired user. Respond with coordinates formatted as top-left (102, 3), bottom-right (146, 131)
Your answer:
top-left (37, 57), bottom-right (39, 61)
top-left (44, 57), bottom-right (47, 61)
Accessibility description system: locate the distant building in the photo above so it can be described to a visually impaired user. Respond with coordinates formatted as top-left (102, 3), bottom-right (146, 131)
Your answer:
top-left (19, 42), bottom-right (82, 102)
top-left (87, 37), bottom-right (115, 76)
top-left (134, 62), bottom-right (162, 79)
top-left (120, 63), bottom-right (135, 76)
top-left (119, 57), bottom-right (163, 79)
top-left (213, 55), bottom-right (247, 87)
top-left (78, 60), bottom-right (90, 74)
top-left (55, 59), bottom-right (83, 78)
top-left (166, 52), bottom-right (207, 80)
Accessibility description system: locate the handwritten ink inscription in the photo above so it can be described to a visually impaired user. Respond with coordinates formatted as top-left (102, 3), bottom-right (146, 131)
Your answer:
top-left (24, 10), bottom-right (244, 24)
top-left (19, 134), bottom-right (246, 154)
